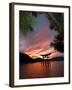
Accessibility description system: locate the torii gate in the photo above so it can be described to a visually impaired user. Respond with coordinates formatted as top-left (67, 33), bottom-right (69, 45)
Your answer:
top-left (41, 53), bottom-right (51, 60)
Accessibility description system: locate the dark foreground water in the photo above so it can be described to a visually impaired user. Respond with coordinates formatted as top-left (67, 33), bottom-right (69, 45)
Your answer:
top-left (20, 61), bottom-right (64, 79)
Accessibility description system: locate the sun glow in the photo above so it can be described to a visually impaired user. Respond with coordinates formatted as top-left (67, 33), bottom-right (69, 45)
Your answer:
top-left (24, 47), bottom-right (59, 59)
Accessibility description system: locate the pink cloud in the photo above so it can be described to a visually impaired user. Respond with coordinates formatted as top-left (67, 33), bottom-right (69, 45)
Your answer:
top-left (19, 14), bottom-right (59, 58)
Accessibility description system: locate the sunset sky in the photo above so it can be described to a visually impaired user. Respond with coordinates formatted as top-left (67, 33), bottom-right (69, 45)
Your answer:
top-left (19, 13), bottom-right (63, 59)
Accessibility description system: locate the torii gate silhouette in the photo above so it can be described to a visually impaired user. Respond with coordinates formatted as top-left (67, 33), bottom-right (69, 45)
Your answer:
top-left (41, 53), bottom-right (52, 59)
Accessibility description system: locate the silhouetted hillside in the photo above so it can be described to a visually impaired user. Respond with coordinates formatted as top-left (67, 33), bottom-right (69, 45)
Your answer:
top-left (35, 57), bottom-right (64, 62)
top-left (19, 52), bottom-right (33, 63)
top-left (34, 58), bottom-right (43, 62)
top-left (51, 56), bottom-right (64, 61)
top-left (19, 52), bottom-right (64, 64)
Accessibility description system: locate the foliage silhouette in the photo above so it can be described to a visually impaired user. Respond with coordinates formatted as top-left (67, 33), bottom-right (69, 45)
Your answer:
top-left (19, 11), bottom-right (36, 34)
top-left (47, 13), bottom-right (64, 52)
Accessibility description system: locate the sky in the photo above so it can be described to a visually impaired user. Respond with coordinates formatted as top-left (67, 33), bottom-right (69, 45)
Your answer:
top-left (19, 13), bottom-right (63, 59)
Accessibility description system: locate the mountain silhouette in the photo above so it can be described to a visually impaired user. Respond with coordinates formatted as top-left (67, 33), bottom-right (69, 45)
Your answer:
top-left (19, 52), bottom-right (33, 63)
top-left (19, 52), bottom-right (64, 64)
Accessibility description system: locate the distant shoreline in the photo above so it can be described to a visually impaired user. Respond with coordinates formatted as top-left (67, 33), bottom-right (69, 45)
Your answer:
top-left (20, 52), bottom-right (64, 64)
top-left (20, 57), bottom-right (64, 64)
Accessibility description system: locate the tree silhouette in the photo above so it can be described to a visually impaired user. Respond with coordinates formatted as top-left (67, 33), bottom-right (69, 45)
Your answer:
top-left (19, 11), bottom-right (36, 34)
top-left (19, 11), bottom-right (42, 34)
top-left (51, 32), bottom-right (64, 52)
top-left (47, 13), bottom-right (64, 53)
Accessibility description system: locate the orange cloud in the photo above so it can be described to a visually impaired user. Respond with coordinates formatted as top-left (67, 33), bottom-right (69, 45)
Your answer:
top-left (24, 47), bottom-right (55, 59)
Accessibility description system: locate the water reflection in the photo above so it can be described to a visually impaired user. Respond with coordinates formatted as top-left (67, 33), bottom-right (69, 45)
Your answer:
top-left (19, 61), bottom-right (64, 79)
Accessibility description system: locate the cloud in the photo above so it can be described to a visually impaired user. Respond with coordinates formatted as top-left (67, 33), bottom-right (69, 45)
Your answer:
top-left (19, 13), bottom-right (59, 58)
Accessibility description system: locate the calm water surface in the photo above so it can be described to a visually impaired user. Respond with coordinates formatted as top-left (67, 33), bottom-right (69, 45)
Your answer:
top-left (20, 61), bottom-right (64, 79)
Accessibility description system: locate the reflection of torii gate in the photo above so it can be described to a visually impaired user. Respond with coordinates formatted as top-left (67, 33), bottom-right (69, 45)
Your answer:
top-left (41, 53), bottom-right (51, 59)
